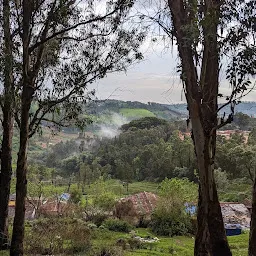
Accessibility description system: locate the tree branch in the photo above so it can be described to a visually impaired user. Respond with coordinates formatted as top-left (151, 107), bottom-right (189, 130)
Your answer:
top-left (28, 0), bottom-right (127, 53)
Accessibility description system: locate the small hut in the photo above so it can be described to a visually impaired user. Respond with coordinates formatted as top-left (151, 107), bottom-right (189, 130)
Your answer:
top-left (114, 191), bottom-right (158, 226)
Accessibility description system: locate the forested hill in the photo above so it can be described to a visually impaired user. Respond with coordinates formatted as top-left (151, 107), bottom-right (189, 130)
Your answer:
top-left (87, 100), bottom-right (256, 120)
top-left (83, 100), bottom-right (256, 137)
top-left (86, 100), bottom-right (185, 121)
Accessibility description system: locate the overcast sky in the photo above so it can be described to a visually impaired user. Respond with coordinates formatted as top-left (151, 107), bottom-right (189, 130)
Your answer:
top-left (91, 41), bottom-right (186, 104)
top-left (84, 0), bottom-right (256, 105)
top-left (91, 38), bottom-right (256, 104)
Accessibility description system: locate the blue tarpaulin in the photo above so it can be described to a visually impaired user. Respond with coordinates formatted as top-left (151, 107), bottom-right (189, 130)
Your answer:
top-left (225, 224), bottom-right (242, 236)
top-left (59, 193), bottom-right (70, 201)
top-left (185, 203), bottom-right (197, 215)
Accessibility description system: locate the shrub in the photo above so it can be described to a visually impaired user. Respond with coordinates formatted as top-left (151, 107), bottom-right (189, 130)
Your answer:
top-left (150, 210), bottom-right (192, 236)
top-left (94, 246), bottom-right (124, 256)
top-left (214, 169), bottom-right (229, 191)
top-left (69, 188), bottom-right (82, 204)
top-left (90, 212), bottom-right (108, 226)
top-left (24, 217), bottom-right (91, 254)
top-left (150, 178), bottom-right (195, 236)
top-left (103, 219), bottom-right (132, 233)
top-left (127, 238), bottom-right (143, 250)
top-left (93, 192), bottom-right (116, 211)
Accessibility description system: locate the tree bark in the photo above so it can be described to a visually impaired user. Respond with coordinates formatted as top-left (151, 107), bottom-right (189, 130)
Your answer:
top-left (0, 0), bottom-right (14, 249)
top-left (10, 0), bottom-right (33, 254)
top-left (0, 107), bottom-right (14, 250)
top-left (10, 86), bottom-right (34, 256)
top-left (191, 115), bottom-right (230, 256)
top-left (249, 178), bottom-right (256, 256)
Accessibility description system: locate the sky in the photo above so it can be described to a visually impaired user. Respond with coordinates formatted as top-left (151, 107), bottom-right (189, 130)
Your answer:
top-left (92, 41), bottom-right (187, 104)
top-left (91, 39), bottom-right (256, 104)
top-left (89, 1), bottom-right (256, 105)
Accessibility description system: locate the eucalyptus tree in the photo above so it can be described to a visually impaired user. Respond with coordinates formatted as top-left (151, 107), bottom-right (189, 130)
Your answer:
top-left (0, 0), bottom-right (15, 249)
top-left (0, 0), bottom-right (145, 254)
top-left (167, 1), bottom-right (255, 255)
top-left (138, 0), bottom-right (255, 255)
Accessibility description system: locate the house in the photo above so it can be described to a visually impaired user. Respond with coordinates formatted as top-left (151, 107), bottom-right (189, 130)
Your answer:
top-left (8, 194), bottom-right (35, 220)
top-left (114, 191), bottom-right (158, 226)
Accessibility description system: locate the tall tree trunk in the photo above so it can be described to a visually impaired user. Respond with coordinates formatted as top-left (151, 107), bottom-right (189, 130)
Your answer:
top-left (10, 86), bottom-right (33, 256)
top-left (0, 0), bottom-right (14, 249)
top-left (249, 178), bottom-right (256, 256)
top-left (167, 1), bottom-right (231, 255)
top-left (191, 115), bottom-right (230, 256)
top-left (0, 109), bottom-right (14, 250)
top-left (10, 0), bottom-right (33, 254)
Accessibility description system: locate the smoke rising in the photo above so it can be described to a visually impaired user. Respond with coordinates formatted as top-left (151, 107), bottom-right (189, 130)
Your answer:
top-left (98, 112), bottom-right (128, 139)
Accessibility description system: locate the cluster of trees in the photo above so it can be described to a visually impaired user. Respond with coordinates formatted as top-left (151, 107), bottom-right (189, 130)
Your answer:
top-left (32, 117), bottom-right (196, 183)
top-left (222, 112), bottom-right (256, 131)
top-left (32, 117), bottom-right (256, 190)
top-left (216, 129), bottom-right (256, 181)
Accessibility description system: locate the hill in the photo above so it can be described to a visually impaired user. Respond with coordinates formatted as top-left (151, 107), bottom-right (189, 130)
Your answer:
top-left (87, 100), bottom-right (256, 119)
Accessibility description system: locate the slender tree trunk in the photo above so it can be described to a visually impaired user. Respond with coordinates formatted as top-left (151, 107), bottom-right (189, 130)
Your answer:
top-left (10, 1), bottom-right (33, 253)
top-left (0, 0), bottom-right (14, 249)
top-left (249, 178), bottom-right (256, 256)
top-left (0, 109), bottom-right (14, 250)
top-left (10, 86), bottom-right (33, 256)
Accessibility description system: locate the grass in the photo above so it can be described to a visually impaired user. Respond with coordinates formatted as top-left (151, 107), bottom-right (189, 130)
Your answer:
top-left (119, 108), bottom-right (155, 119)
top-left (90, 228), bottom-right (249, 256)
top-left (2, 230), bottom-right (249, 256)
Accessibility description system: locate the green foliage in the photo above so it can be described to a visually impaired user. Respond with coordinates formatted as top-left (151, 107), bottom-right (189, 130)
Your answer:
top-left (121, 117), bottom-right (167, 131)
top-left (150, 178), bottom-right (196, 237)
top-left (150, 212), bottom-right (192, 237)
top-left (216, 136), bottom-right (256, 180)
top-left (159, 178), bottom-right (197, 202)
top-left (93, 192), bottom-right (116, 211)
top-left (94, 125), bottom-right (196, 182)
top-left (103, 219), bottom-right (132, 233)
top-left (69, 188), bottom-right (82, 204)
top-left (214, 169), bottom-right (229, 191)
top-left (248, 128), bottom-right (256, 145)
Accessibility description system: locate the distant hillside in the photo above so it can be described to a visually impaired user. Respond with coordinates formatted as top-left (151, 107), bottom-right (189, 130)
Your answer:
top-left (86, 100), bottom-right (256, 119)
top-left (83, 100), bottom-right (256, 136)
top-left (27, 100), bottom-right (256, 143)
top-left (86, 99), bottom-right (185, 121)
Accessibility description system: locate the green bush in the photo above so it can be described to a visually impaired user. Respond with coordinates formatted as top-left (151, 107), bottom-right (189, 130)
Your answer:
top-left (69, 188), bottom-right (82, 204)
top-left (92, 246), bottom-right (124, 256)
top-left (90, 212), bottom-right (108, 226)
top-left (93, 192), bottom-right (116, 211)
top-left (127, 238), bottom-right (143, 250)
top-left (149, 178), bottom-right (195, 236)
top-left (103, 219), bottom-right (132, 233)
top-left (150, 210), bottom-right (192, 236)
